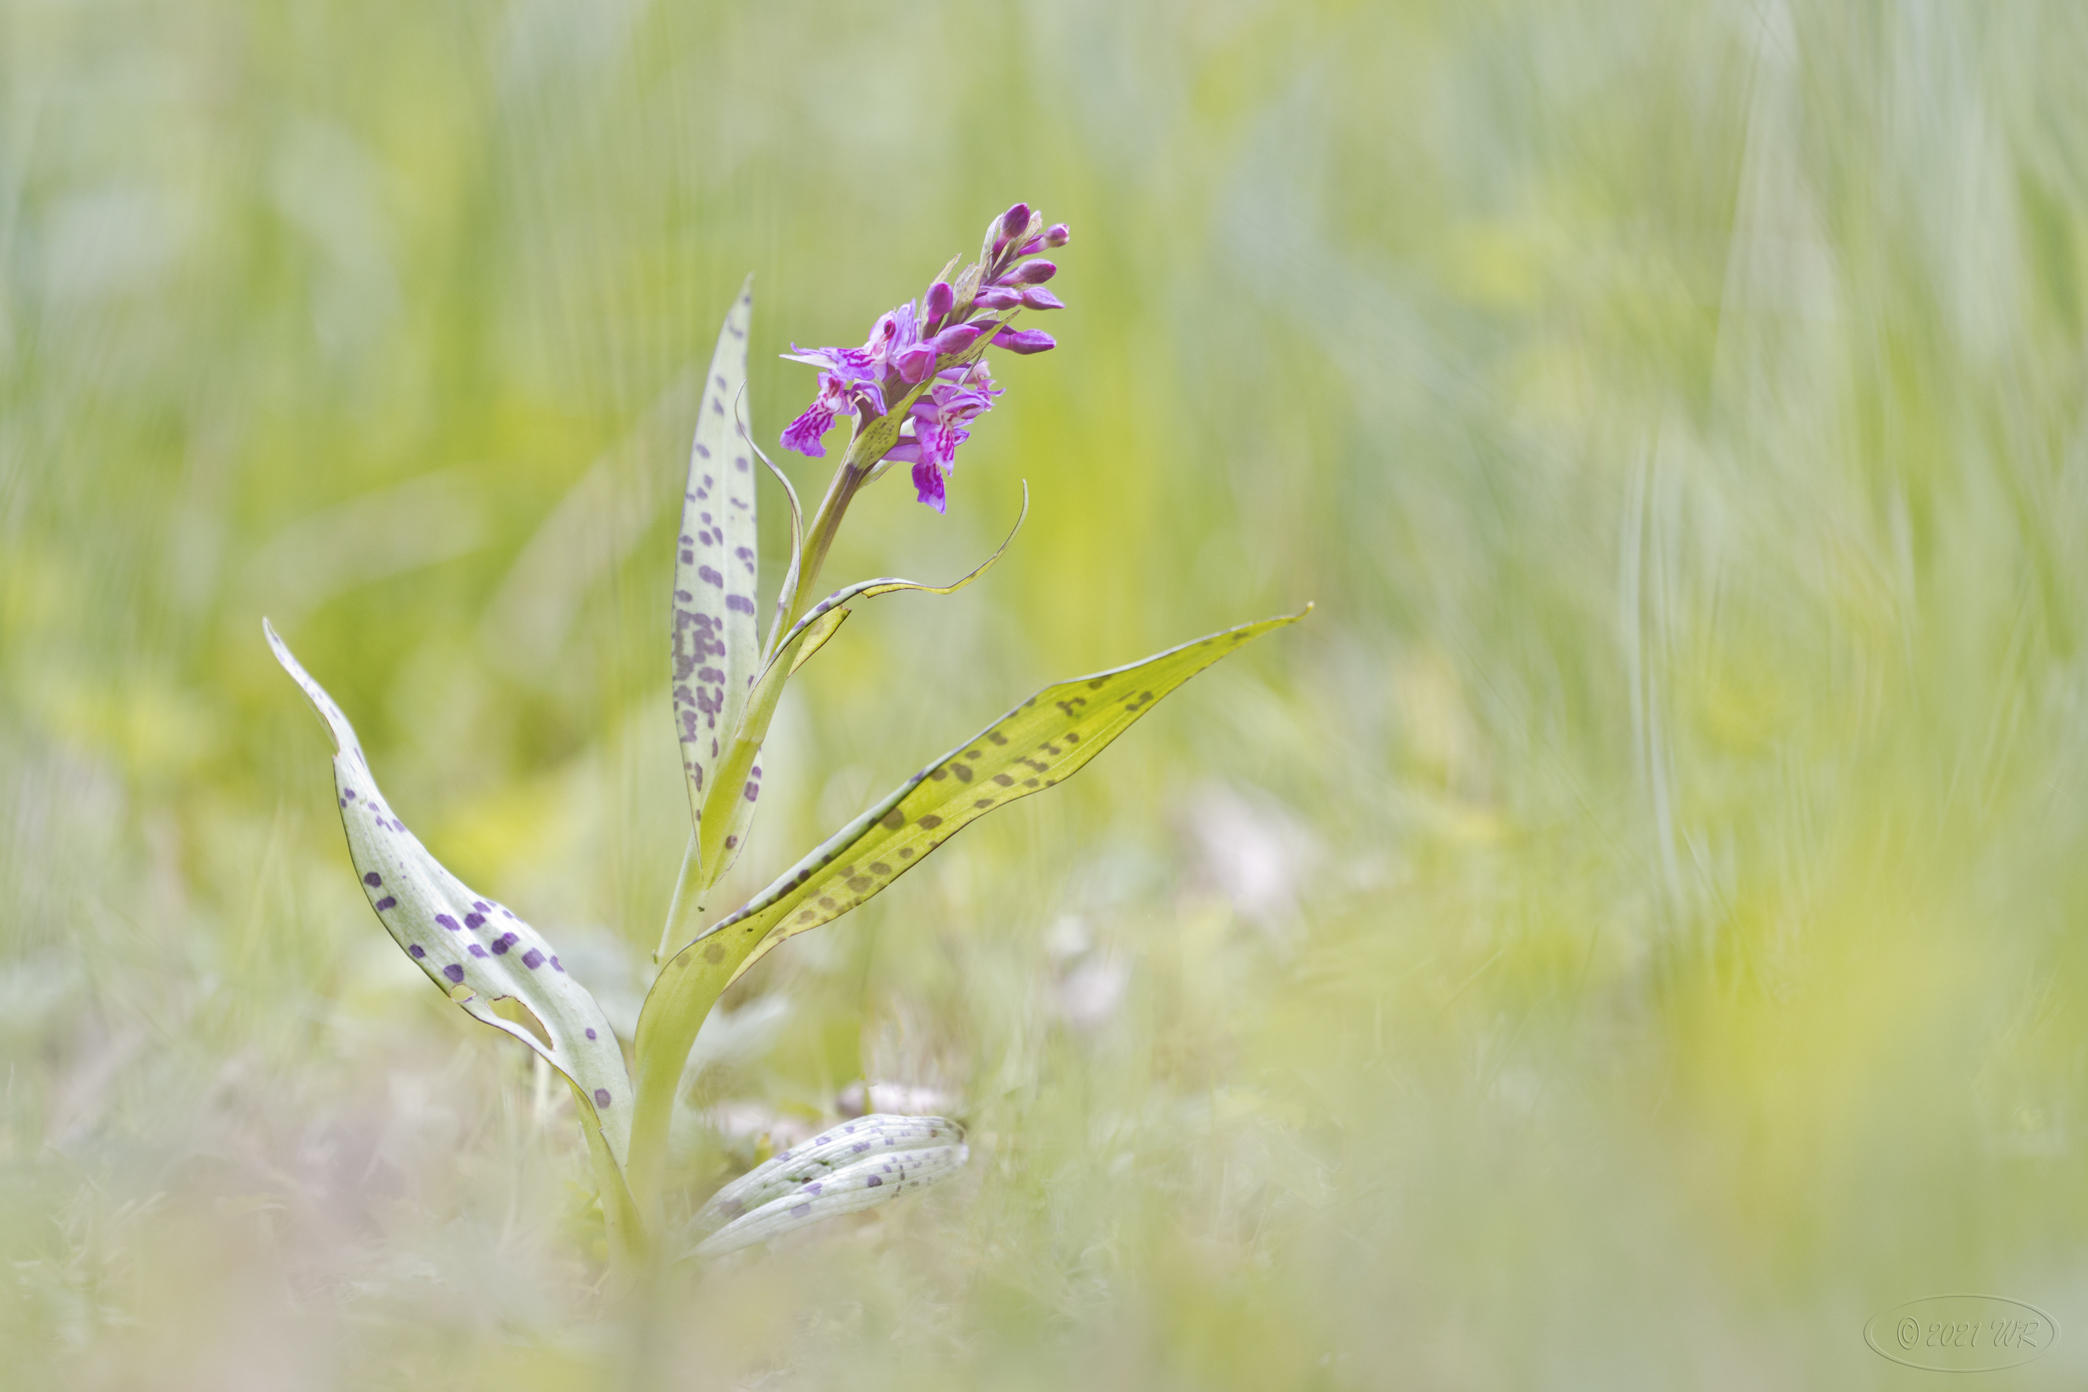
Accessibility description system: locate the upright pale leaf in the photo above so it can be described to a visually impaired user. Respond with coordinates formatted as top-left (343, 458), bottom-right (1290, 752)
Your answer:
top-left (625, 608), bottom-right (1307, 1203)
top-left (671, 277), bottom-right (759, 859)
top-left (266, 621), bottom-right (634, 1163)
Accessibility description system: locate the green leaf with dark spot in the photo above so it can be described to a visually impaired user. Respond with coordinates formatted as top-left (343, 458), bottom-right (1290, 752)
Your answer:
top-left (623, 606), bottom-right (1307, 1208)
top-left (692, 485), bottom-right (1027, 898)
top-left (688, 1129), bottom-right (968, 1260)
top-left (787, 607), bottom-right (849, 674)
top-left (265, 621), bottom-right (634, 1167)
top-left (721, 604), bottom-right (1306, 978)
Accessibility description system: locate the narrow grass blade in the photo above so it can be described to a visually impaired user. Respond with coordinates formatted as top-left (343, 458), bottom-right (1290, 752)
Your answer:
top-left (265, 620), bottom-right (633, 1163)
top-left (671, 277), bottom-right (758, 861)
top-left (627, 607), bottom-right (1307, 1206)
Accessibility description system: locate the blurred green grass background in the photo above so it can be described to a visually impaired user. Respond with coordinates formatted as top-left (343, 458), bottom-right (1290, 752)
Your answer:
top-left (8, 0), bottom-right (2088, 1386)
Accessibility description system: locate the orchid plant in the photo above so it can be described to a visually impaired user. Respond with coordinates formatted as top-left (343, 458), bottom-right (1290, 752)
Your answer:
top-left (266, 203), bottom-right (1305, 1275)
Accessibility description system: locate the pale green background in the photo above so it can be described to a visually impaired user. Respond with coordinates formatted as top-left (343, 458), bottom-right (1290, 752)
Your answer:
top-left (5, 1), bottom-right (2088, 1387)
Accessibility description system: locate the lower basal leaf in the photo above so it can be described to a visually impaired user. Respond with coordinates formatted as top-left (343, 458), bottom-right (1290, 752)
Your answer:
top-left (266, 620), bottom-right (634, 1165)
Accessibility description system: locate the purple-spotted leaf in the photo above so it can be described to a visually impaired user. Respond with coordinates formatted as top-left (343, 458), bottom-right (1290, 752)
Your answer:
top-left (660, 410), bottom-right (807, 946)
top-left (625, 607), bottom-right (1307, 1206)
top-left (687, 1119), bottom-right (968, 1260)
top-left (688, 432), bottom-right (806, 892)
top-left (265, 621), bottom-right (634, 1165)
top-left (671, 278), bottom-right (759, 869)
top-left (695, 1113), bottom-right (963, 1235)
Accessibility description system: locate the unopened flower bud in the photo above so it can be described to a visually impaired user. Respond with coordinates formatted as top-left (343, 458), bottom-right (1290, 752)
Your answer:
top-left (922, 280), bottom-right (954, 327)
top-left (995, 327), bottom-right (1056, 354)
top-left (785, 202), bottom-right (1069, 511)
top-left (1016, 223), bottom-right (1072, 258)
top-left (928, 323), bottom-right (984, 355)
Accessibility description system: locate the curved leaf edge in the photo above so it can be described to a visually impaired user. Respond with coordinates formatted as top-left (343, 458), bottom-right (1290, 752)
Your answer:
top-left (264, 618), bottom-right (634, 1162)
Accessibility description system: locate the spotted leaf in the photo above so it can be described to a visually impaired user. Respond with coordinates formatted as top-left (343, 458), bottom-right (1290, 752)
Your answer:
top-left (689, 1133), bottom-right (969, 1260)
top-left (716, 606), bottom-right (1307, 978)
top-left (693, 1112), bottom-right (963, 1236)
top-left (626, 607), bottom-right (1306, 1204)
top-left (671, 278), bottom-right (759, 866)
top-left (266, 620), bottom-right (634, 1165)
top-left (787, 606), bottom-right (849, 674)
top-left (694, 485), bottom-right (1028, 899)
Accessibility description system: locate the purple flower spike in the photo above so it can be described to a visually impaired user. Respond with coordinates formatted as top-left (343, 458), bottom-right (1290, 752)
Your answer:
top-left (780, 203), bottom-right (1067, 508)
top-left (995, 327), bottom-right (1056, 355)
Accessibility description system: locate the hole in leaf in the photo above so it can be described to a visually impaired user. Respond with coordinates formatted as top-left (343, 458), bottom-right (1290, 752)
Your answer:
top-left (490, 994), bottom-right (555, 1051)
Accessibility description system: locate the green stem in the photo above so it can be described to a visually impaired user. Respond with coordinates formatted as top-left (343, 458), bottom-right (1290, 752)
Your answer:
top-left (769, 442), bottom-right (871, 656)
top-left (627, 351), bottom-right (983, 1221)
top-left (765, 355), bottom-right (969, 645)
top-left (655, 835), bottom-right (703, 964)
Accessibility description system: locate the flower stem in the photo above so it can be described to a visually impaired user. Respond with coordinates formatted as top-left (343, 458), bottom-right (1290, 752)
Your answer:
top-left (654, 835), bottom-right (703, 964)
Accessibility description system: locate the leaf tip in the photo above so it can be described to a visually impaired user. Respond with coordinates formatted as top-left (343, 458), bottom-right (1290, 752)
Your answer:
top-left (263, 616), bottom-right (352, 758)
